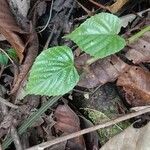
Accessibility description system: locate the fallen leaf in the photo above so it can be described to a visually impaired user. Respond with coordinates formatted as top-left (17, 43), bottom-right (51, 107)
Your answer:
top-left (117, 66), bottom-right (150, 106)
top-left (10, 31), bottom-right (39, 94)
top-left (9, 0), bottom-right (30, 17)
top-left (0, 0), bottom-right (26, 61)
top-left (126, 32), bottom-right (150, 64)
top-left (121, 8), bottom-right (150, 28)
top-left (100, 122), bottom-right (150, 150)
top-left (54, 104), bottom-right (86, 150)
top-left (75, 54), bottom-right (130, 88)
top-left (107, 0), bottom-right (129, 13)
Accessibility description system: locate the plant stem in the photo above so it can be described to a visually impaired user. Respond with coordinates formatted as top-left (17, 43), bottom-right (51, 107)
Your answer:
top-left (2, 96), bottom-right (61, 149)
top-left (127, 25), bottom-right (150, 44)
top-left (86, 25), bottom-right (150, 65)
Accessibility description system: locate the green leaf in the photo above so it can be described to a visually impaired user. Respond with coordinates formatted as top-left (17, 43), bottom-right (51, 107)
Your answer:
top-left (0, 53), bottom-right (8, 65)
top-left (26, 46), bottom-right (79, 96)
top-left (7, 48), bottom-right (17, 61)
top-left (64, 13), bottom-right (126, 58)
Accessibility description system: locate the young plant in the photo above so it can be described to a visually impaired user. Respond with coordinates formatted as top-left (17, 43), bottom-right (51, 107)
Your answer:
top-left (26, 13), bottom-right (126, 96)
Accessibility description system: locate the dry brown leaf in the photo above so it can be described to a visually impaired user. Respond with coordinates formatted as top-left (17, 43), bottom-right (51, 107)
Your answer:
top-left (0, 0), bottom-right (26, 61)
top-left (117, 66), bottom-right (150, 106)
top-left (54, 104), bottom-right (86, 150)
top-left (126, 32), bottom-right (150, 64)
top-left (75, 54), bottom-right (130, 88)
top-left (107, 0), bottom-right (129, 13)
top-left (100, 122), bottom-right (150, 150)
top-left (10, 31), bottom-right (39, 94)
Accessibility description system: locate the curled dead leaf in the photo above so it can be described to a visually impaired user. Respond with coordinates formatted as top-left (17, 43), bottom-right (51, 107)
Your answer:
top-left (54, 104), bottom-right (86, 150)
top-left (10, 31), bottom-right (39, 94)
top-left (117, 66), bottom-right (150, 106)
top-left (75, 54), bottom-right (130, 88)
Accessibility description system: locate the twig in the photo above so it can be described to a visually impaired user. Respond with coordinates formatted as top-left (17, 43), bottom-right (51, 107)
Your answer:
top-left (0, 96), bottom-right (18, 109)
top-left (38, 0), bottom-right (53, 33)
top-left (76, 0), bottom-right (92, 16)
top-left (89, 0), bottom-right (109, 11)
top-left (26, 107), bottom-right (150, 150)
top-left (11, 126), bottom-right (23, 150)
top-left (43, 25), bottom-right (55, 50)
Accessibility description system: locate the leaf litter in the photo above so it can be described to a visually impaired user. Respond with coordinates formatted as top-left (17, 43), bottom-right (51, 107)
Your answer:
top-left (0, 0), bottom-right (150, 150)
top-left (0, 0), bottom-right (26, 62)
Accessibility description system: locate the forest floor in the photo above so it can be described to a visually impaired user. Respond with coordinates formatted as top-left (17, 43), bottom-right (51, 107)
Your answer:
top-left (0, 0), bottom-right (150, 150)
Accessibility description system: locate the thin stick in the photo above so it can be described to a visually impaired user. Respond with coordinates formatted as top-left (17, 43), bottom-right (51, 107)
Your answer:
top-left (26, 107), bottom-right (150, 150)
top-left (76, 0), bottom-right (92, 15)
top-left (11, 126), bottom-right (23, 150)
top-left (0, 96), bottom-right (18, 109)
top-left (38, 0), bottom-right (53, 33)
top-left (89, 0), bottom-right (109, 11)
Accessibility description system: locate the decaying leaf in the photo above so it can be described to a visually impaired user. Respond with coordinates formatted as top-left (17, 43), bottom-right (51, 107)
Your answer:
top-left (117, 66), bottom-right (150, 106)
top-left (126, 32), bottom-right (150, 64)
top-left (75, 54), bottom-right (130, 88)
top-left (9, 0), bottom-right (30, 17)
top-left (0, 0), bottom-right (26, 61)
top-left (100, 122), bottom-right (150, 150)
top-left (121, 8), bottom-right (150, 28)
top-left (107, 0), bottom-right (129, 13)
top-left (10, 31), bottom-right (39, 94)
top-left (54, 104), bottom-right (85, 150)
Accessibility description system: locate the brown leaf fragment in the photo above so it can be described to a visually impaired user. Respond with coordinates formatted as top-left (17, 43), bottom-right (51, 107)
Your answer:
top-left (126, 32), bottom-right (150, 64)
top-left (0, 0), bottom-right (26, 61)
top-left (54, 104), bottom-right (86, 150)
top-left (117, 66), bottom-right (150, 106)
top-left (10, 31), bottom-right (39, 94)
top-left (76, 54), bottom-right (130, 88)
